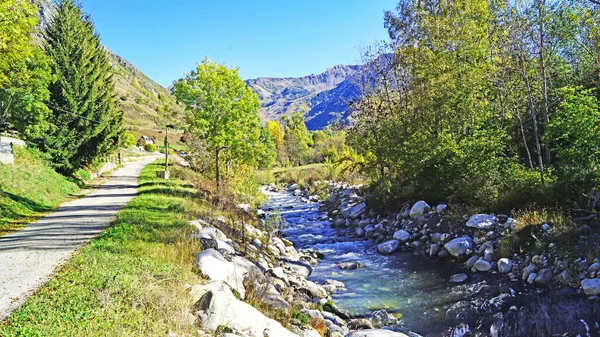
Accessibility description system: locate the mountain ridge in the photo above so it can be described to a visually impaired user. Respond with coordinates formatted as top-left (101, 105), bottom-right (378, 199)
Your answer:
top-left (246, 64), bottom-right (363, 130)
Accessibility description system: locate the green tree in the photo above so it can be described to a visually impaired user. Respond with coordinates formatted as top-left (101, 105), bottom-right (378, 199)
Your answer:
top-left (36, 0), bottom-right (122, 174)
top-left (0, 0), bottom-right (52, 138)
top-left (173, 58), bottom-right (262, 187)
top-left (283, 111), bottom-right (312, 166)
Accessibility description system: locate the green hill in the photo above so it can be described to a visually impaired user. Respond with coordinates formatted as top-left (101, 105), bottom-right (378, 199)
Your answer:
top-left (0, 146), bottom-right (80, 234)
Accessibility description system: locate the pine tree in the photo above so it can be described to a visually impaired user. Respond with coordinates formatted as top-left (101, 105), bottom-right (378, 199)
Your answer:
top-left (37, 0), bottom-right (122, 174)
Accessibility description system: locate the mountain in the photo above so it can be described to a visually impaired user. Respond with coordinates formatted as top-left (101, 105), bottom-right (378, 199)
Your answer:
top-left (34, 0), bottom-right (183, 142)
top-left (246, 64), bottom-right (364, 130)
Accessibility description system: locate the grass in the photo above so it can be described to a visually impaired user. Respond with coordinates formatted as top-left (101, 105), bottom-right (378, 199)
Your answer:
top-left (0, 147), bottom-right (80, 235)
top-left (0, 161), bottom-right (206, 336)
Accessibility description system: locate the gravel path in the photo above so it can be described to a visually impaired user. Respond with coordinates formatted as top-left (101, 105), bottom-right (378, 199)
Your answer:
top-left (0, 156), bottom-right (158, 320)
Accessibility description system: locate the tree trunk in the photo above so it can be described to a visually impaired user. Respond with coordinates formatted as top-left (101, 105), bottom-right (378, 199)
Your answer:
top-left (538, 0), bottom-right (551, 165)
top-left (523, 69), bottom-right (545, 184)
top-left (215, 149), bottom-right (221, 188)
top-left (516, 112), bottom-right (534, 170)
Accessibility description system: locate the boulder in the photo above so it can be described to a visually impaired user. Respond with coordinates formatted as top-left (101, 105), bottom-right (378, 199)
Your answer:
top-left (281, 258), bottom-right (314, 278)
top-left (444, 237), bottom-right (473, 257)
top-left (474, 258), bottom-right (493, 272)
top-left (377, 240), bottom-right (400, 255)
top-left (338, 261), bottom-right (364, 270)
top-left (588, 262), bottom-right (600, 273)
top-left (436, 204), bottom-right (448, 213)
top-left (195, 249), bottom-right (263, 298)
top-left (348, 202), bottom-right (367, 219)
top-left (497, 258), bottom-right (513, 274)
top-left (346, 330), bottom-right (409, 337)
top-left (348, 318), bottom-right (374, 330)
top-left (302, 280), bottom-right (328, 299)
top-left (522, 264), bottom-right (539, 281)
top-left (429, 243), bottom-right (441, 257)
top-left (392, 230), bottom-right (411, 243)
top-left (465, 256), bottom-right (479, 269)
top-left (450, 273), bottom-right (468, 284)
top-left (370, 309), bottom-right (397, 328)
top-left (355, 227), bottom-right (366, 237)
top-left (409, 201), bottom-right (430, 219)
top-left (466, 214), bottom-right (497, 230)
top-left (534, 269), bottom-right (553, 286)
top-left (194, 282), bottom-right (298, 337)
top-left (581, 278), bottom-right (600, 296)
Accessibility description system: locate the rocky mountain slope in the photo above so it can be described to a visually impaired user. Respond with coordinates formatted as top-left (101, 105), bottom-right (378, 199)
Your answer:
top-left (246, 64), bottom-right (364, 130)
top-left (34, 0), bottom-right (183, 141)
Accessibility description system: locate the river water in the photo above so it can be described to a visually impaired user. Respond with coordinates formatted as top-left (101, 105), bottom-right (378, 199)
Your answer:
top-left (263, 190), bottom-right (471, 336)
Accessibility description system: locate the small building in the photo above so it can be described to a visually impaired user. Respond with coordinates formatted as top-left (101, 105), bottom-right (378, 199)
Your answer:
top-left (138, 135), bottom-right (155, 146)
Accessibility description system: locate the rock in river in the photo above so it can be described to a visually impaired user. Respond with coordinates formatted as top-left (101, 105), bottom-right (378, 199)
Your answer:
top-left (392, 229), bottom-right (411, 243)
top-left (444, 237), bottom-right (473, 257)
top-left (582, 278), bottom-right (600, 296)
top-left (498, 258), bottom-right (513, 274)
top-left (450, 273), bottom-right (468, 284)
top-left (474, 258), bottom-right (493, 272)
top-left (346, 330), bottom-right (409, 337)
top-left (377, 240), bottom-right (400, 255)
top-left (338, 261), bottom-right (364, 270)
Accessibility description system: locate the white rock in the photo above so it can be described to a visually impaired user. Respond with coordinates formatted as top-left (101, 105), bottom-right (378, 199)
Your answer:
top-left (474, 258), bottom-right (493, 272)
top-left (195, 249), bottom-right (263, 299)
top-left (588, 262), bottom-right (600, 273)
top-left (582, 278), bottom-right (600, 295)
top-left (348, 202), bottom-right (367, 219)
top-left (409, 201), bottom-right (430, 219)
top-left (466, 214), bottom-right (497, 230)
top-left (281, 258), bottom-right (313, 278)
top-left (346, 330), bottom-right (409, 337)
top-left (541, 223), bottom-right (550, 231)
top-left (444, 237), bottom-right (473, 257)
top-left (195, 282), bottom-right (298, 337)
top-left (376, 240), bottom-right (400, 255)
top-left (450, 273), bottom-right (468, 283)
top-left (436, 204), bottom-right (448, 213)
top-left (497, 258), bottom-right (513, 274)
top-left (303, 280), bottom-right (328, 298)
top-left (392, 230), bottom-right (411, 243)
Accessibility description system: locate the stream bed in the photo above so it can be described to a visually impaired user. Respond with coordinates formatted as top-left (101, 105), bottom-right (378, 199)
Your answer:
top-left (263, 189), bottom-right (600, 337)
top-left (263, 190), bottom-right (468, 336)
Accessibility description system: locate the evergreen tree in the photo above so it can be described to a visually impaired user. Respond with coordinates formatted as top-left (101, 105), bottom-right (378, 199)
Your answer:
top-left (37, 0), bottom-right (122, 174)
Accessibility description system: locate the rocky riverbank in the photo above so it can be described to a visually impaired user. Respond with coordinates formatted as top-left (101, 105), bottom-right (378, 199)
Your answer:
top-left (319, 181), bottom-right (600, 336)
top-left (186, 210), bottom-right (413, 337)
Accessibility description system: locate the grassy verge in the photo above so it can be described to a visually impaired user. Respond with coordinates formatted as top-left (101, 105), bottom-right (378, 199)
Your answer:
top-left (0, 161), bottom-right (206, 336)
top-left (0, 147), bottom-right (80, 235)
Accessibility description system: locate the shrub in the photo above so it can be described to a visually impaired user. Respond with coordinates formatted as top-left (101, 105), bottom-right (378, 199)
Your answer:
top-left (144, 143), bottom-right (156, 152)
top-left (77, 169), bottom-right (91, 181)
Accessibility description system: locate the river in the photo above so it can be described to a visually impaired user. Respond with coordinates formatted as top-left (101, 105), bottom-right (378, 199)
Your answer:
top-left (262, 189), bottom-right (473, 336)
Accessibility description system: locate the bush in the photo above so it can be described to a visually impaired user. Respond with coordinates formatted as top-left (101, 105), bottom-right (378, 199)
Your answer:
top-left (77, 169), bottom-right (91, 181)
top-left (144, 143), bottom-right (156, 152)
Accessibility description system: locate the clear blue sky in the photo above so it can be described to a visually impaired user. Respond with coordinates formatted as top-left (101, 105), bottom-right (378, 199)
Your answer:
top-left (80, 0), bottom-right (397, 87)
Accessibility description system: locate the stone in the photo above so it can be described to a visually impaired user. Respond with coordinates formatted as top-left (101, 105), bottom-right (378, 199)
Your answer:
top-left (355, 227), bottom-right (366, 237)
top-left (302, 280), bottom-right (328, 298)
top-left (347, 318), bottom-right (374, 330)
top-left (497, 258), bottom-right (513, 274)
top-left (370, 309), bottom-right (397, 328)
top-left (436, 204), bottom-right (448, 213)
top-left (346, 330), bottom-right (409, 337)
top-left (194, 281), bottom-right (298, 337)
top-left (444, 237), bottom-right (473, 257)
top-left (392, 230), bottom-right (411, 243)
top-left (437, 249), bottom-right (449, 258)
top-left (588, 262), bottom-right (600, 273)
top-left (474, 258), bottom-right (493, 272)
top-left (324, 279), bottom-right (345, 290)
top-left (377, 240), bottom-right (400, 255)
top-left (195, 249), bottom-right (263, 299)
top-left (430, 233), bottom-right (442, 244)
top-left (348, 202), bottom-right (367, 219)
top-left (541, 223), bottom-right (550, 231)
top-left (527, 273), bottom-right (537, 284)
top-left (429, 243), bottom-right (441, 257)
top-left (338, 261), bottom-right (363, 270)
top-left (465, 256), bottom-right (479, 269)
top-left (582, 278), bottom-right (600, 295)
top-left (534, 269), bottom-right (553, 286)
top-left (281, 258), bottom-right (314, 278)
top-left (466, 214), bottom-right (497, 230)
top-left (409, 201), bottom-right (430, 219)
top-left (450, 273), bottom-right (468, 284)
top-left (522, 264), bottom-right (539, 281)
top-left (288, 184), bottom-right (299, 191)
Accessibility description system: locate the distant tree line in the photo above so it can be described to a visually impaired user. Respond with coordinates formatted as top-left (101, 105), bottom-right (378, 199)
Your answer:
top-left (1, 0), bottom-right (121, 175)
top-left (347, 0), bottom-right (600, 211)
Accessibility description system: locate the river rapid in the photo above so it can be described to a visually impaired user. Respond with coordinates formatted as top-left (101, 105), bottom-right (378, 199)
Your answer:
top-left (263, 190), bottom-right (470, 336)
